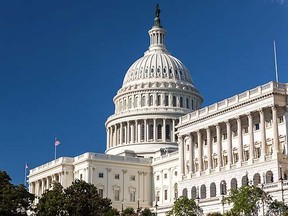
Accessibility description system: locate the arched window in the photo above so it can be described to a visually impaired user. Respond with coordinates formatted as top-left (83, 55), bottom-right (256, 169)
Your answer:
top-left (149, 124), bottom-right (153, 140)
top-left (231, 178), bottom-right (237, 190)
top-left (165, 95), bottom-right (169, 106)
top-left (134, 96), bottom-right (138, 107)
top-left (122, 127), bottom-right (125, 143)
top-left (266, 170), bottom-right (274, 183)
top-left (186, 98), bottom-right (189, 109)
top-left (192, 99), bottom-right (194, 110)
top-left (210, 182), bottom-right (216, 197)
top-left (174, 183), bottom-right (178, 199)
top-left (180, 97), bottom-right (183, 107)
top-left (149, 95), bottom-right (153, 106)
top-left (242, 175), bottom-right (248, 186)
top-left (157, 95), bottom-right (161, 106)
top-left (157, 124), bottom-right (162, 140)
top-left (165, 124), bottom-right (171, 140)
top-left (140, 124), bottom-right (145, 141)
top-left (141, 95), bottom-right (146, 107)
top-left (253, 173), bottom-right (261, 185)
top-left (200, 184), bottom-right (206, 199)
top-left (191, 186), bottom-right (197, 199)
top-left (173, 96), bottom-right (177, 107)
top-left (220, 180), bottom-right (227, 195)
top-left (182, 188), bottom-right (188, 197)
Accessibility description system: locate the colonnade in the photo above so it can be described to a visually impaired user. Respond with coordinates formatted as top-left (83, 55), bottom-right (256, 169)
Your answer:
top-left (178, 106), bottom-right (283, 176)
top-left (29, 172), bottom-right (64, 196)
top-left (107, 118), bottom-right (177, 149)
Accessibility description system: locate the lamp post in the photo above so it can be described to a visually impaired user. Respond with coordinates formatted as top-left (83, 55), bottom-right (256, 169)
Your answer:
top-left (155, 197), bottom-right (158, 216)
top-left (279, 165), bottom-right (284, 202)
top-left (137, 199), bottom-right (140, 215)
top-left (246, 171), bottom-right (249, 186)
top-left (221, 181), bottom-right (225, 214)
top-left (196, 186), bottom-right (200, 216)
top-left (261, 184), bottom-right (265, 216)
top-left (121, 200), bottom-right (124, 215)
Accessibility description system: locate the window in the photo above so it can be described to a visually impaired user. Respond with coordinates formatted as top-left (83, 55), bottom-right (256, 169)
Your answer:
top-left (203, 140), bottom-right (207, 146)
top-left (149, 124), bottom-right (153, 140)
top-left (99, 173), bottom-right (104, 178)
top-left (192, 100), bottom-right (194, 110)
top-left (233, 153), bottom-right (239, 163)
top-left (141, 95), bottom-right (146, 107)
top-left (254, 123), bottom-right (260, 131)
top-left (140, 124), bottom-right (145, 141)
top-left (80, 174), bottom-right (83, 180)
top-left (187, 145), bottom-right (189, 151)
top-left (130, 175), bottom-right (135, 181)
top-left (244, 150), bottom-right (249, 161)
top-left (157, 124), bottom-right (162, 139)
top-left (279, 116), bottom-right (284, 123)
top-left (165, 125), bottom-right (171, 140)
top-left (255, 148), bottom-right (261, 158)
top-left (156, 175), bottom-right (160, 181)
top-left (156, 191), bottom-right (160, 201)
top-left (157, 95), bottom-right (161, 106)
top-left (165, 95), bottom-right (169, 106)
top-left (114, 189), bottom-right (120, 201)
top-left (115, 174), bottom-right (120, 179)
top-left (213, 136), bottom-right (217, 143)
top-left (149, 95), bottom-right (153, 106)
top-left (186, 98), bottom-right (189, 109)
top-left (223, 155), bottom-right (228, 166)
top-left (98, 189), bottom-right (104, 198)
top-left (213, 158), bottom-right (218, 168)
top-left (173, 96), bottom-right (177, 107)
top-left (164, 173), bottom-right (167, 179)
top-left (164, 189), bottom-right (168, 200)
top-left (180, 97), bottom-right (183, 107)
top-left (130, 191), bottom-right (136, 202)
top-left (243, 127), bottom-right (248, 133)
top-left (223, 133), bottom-right (227, 140)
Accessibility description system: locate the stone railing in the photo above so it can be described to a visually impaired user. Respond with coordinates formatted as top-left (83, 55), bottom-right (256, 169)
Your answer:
top-left (74, 152), bottom-right (151, 164)
top-left (179, 82), bottom-right (288, 125)
top-left (29, 157), bottom-right (74, 175)
top-left (153, 150), bottom-right (179, 162)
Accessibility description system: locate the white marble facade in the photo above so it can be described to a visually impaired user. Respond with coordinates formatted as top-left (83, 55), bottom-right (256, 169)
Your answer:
top-left (28, 7), bottom-right (288, 216)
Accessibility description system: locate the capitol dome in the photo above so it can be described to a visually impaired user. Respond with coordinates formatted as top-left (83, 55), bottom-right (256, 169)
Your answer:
top-left (105, 5), bottom-right (203, 157)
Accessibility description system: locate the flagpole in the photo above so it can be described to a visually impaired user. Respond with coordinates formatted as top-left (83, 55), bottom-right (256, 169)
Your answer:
top-left (273, 40), bottom-right (279, 83)
top-left (54, 141), bottom-right (57, 160)
top-left (24, 163), bottom-right (27, 187)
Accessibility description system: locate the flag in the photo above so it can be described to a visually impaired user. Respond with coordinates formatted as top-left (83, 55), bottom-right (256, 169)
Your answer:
top-left (55, 137), bottom-right (61, 146)
top-left (25, 163), bottom-right (29, 169)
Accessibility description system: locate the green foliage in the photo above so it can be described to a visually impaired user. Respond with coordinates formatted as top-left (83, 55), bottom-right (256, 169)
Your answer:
top-left (166, 196), bottom-right (203, 216)
top-left (123, 207), bottom-right (136, 215)
top-left (35, 179), bottom-right (112, 216)
top-left (142, 208), bottom-right (153, 216)
top-left (207, 212), bottom-right (223, 216)
top-left (223, 184), bottom-right (266, 215)
top-left (0, 170), bottom-right (35, 216)
top-left (266, 200), bottom-right (288, 216)
top-left (105, 207), bottom-right (120, 216)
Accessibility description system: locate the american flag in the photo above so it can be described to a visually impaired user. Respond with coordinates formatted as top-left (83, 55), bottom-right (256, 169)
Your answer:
top-left (25, 163), bottom-right (29, 169)
top-left (55, 138), bottom-right (61, 146)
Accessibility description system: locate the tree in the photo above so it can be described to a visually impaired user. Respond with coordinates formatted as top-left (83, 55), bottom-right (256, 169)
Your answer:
top-left (105, 208), bottom-right (120, 216)
top-left (35, 182), bottom-right (67, 216)
top-left (266, 200), bottom-right (288, 216)
top-left (166, 196), bottom-right (203, 216)
top-left (142, 208), bottom-right (153, 216)
top-left (35, 179), bottom-right (112, 216)
top-left (223, 184), bottom-right (266, 215)
top-left (0, 170), bottom-right (35, 216)
top-left (207, 213), bottom-right (223, 216)
top-left (123, 207), bottom-right (136, 215)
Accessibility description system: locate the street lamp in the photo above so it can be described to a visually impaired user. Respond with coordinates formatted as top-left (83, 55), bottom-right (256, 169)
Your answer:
top-left (155, 197), bottom-right (159, 216)
top-left (221, 181), bottom-right (225, 214)
top-left (121, 200), bottom-right (124, 215)
top-left (261, 184), bottom-right (265, 216)
top-left (196, 186), bottom-right (200, 216)
top-left (246, 171), bottom-right (249, 186)
top-left (137, 199), bottom-right (140, 215)
top-left (279, 165), bottom-right (284, 202)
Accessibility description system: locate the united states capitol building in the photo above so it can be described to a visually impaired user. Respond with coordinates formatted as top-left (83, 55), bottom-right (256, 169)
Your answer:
top-left (28, 6), bottom-right (288, 215)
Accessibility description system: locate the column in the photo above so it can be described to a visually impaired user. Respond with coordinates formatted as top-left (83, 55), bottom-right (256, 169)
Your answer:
top-left (237, 117), bottom-right (243, 163)
top-left (197, 131), bottom-right (202, 172)
top-left (120, 123), bottom-right (123, 144)
top-left (162, 119), bottom-right (166, 142)
top-left (260, 109), bottom-right (267, 159)
top-left (226, 121), bottom-right (232, 165)
top-left (106, 128), bottom-right (110, 149)
top-left (188, 134), bottom-right (194, 174)
top-left (131, 123), bottom-right (135, 143)
top-left (207, 128), bottom-right (212, 170)
top-left (179, 136), bottom-right (185, 176)
top-left (144, 119), bottom-right (147, 142)
top-left (153, 119), bottom-right (157, 141)
top-left (127, 121), bottom-right (130, 144)
top-left (272, 106), bottom-right (279, 153)
top-left (135, 120), bottom-right (138, 143)
top-left (145, 120), bottom-right (149, 141)
top-left (172, 119), bottom-right (175, 142)
top-left (216, 124), bottom-right (222, 168)
top-left (248, 113), bottom-right (254, 161)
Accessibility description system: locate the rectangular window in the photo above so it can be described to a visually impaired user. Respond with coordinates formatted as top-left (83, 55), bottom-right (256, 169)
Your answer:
top-left (99, 173), bottom-right (104, 178)
top-left (243, 127), bottom-right (248, 134)
top-left (244, 150), bottom-right (249, 161)
top-left (254, 123), bottom-right (260, 131)
top-left (130, 191), bottom-right (136, 202)
top-left (164, 173), bottom-right (167, 179)
top-left (98, 189), bottom-right (104, 198)
top-left (130, 175), bottom-right (135, 181)
top-left (203, 140), bottom-right (207, 146)
top-left (187, 145), bottom-right (189, 151)
top-left (115, 190), bottom-right (120, 201)
top-left (223, 133), bottom-right (227, 140)
top-left (213, 136), bottom-right (217, 143)
top-left (165, 95), bottom-right (169, 106)
top-left (279, 116), bottom-right (284, 123)
top-left (156, 175), bottom-right (160, 181)
top-left (164, 189), bottom-right (168, 200)
top-left (115, 174), bottom-right (120, 179)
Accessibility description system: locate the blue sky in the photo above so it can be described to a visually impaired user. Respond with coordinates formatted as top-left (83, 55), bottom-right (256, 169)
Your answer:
top-left (1, 0), bottom-right (288, 185)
